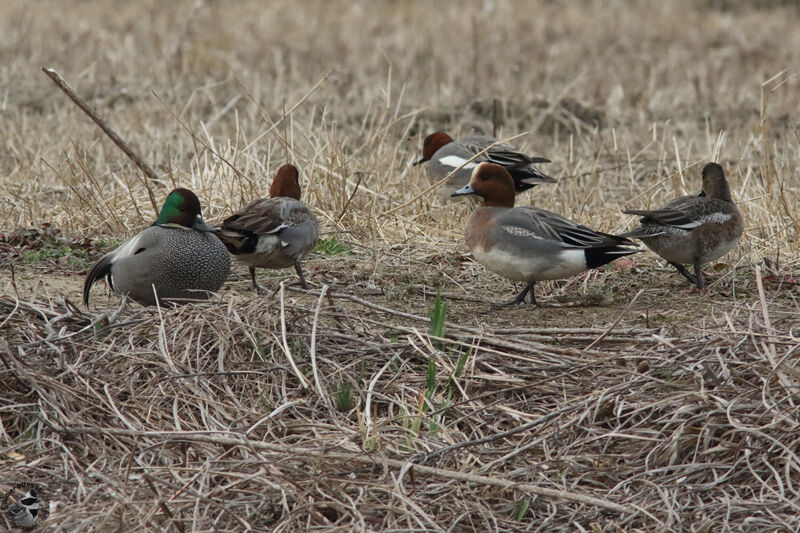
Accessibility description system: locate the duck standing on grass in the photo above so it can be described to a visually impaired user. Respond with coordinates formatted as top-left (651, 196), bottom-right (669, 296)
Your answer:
top-left (414, 131), bottom-right (556, 198)
top-left (215, 164), bottom-right (319, 291)
top-left (452, 163), bottom-right (640, 306)
top-left (621, 162), bottom-right (743, 289)
top-left (83, 188), bottom-right (231, 307)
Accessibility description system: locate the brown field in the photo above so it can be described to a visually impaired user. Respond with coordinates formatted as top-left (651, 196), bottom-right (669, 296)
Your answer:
top-left (1, 0), bottom-right (799, 530)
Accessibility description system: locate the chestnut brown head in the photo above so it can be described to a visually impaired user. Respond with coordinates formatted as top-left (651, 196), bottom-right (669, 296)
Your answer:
top-left (451, 162), bottom-right (516, 208)
top-left (413, 132), bottom-right (454, 165)
top-left (269, 164), bottom-right (302, 200)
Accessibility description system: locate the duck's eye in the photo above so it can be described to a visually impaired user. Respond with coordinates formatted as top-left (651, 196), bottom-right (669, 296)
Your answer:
top-left (179, 206), bottom-right (186, 212)
top-left (480, 175), bottom-right (489, 181)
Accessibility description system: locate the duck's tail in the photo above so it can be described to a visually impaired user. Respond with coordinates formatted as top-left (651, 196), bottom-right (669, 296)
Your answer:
top-left (83, 255), bottom-right (114, 307)
top-left (584, 244), bottom-right (641, 269)
top-left (510, 166), bottom-right (557, 192)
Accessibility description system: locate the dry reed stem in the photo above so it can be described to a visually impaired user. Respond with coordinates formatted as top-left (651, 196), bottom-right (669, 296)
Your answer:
top-left (1, 281), bottom-right (799, 529)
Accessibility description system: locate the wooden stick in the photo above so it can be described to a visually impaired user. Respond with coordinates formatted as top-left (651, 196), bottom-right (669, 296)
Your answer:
top-left (42, 67), bottom-right (159, 214)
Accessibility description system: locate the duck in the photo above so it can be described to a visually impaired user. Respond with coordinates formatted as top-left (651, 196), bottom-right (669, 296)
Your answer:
top-left (452, 162), bottom-right (639, 305)
top-left (414, 131), bottom-right (556, 198)
top-left (620, 162), bottom-right (743, 289)
top-left (215, 164), bottom-right (319, 290)
top-left (83, 188), bottom-right (231, 307)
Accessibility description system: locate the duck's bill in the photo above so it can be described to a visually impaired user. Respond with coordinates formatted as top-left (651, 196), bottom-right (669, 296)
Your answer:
top-left (192, 216), bottom-right (216, 232)
top-left (451, 184), bottom-right (475, 197)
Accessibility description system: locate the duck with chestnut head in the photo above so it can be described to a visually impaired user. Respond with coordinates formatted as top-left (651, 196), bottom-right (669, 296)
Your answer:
top-left (414, 131), bottom-right (555, 200)
top-left (216, 164), bottom-right (319, 291)
top-left (452, 162), bottom-right (639, 305)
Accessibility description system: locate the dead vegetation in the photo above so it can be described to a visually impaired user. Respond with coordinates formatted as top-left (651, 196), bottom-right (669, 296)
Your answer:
top-left (1, 0), bottom-right (799, 531)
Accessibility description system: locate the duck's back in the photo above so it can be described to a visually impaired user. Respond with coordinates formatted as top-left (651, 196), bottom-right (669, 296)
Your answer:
top-left (220, 197), bottom-right (318, 268)
top-left (625, 195), bottom-right (742, 264)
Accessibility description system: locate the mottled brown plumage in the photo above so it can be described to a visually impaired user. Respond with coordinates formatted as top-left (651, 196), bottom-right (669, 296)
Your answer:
top-left (621, 162), bottom-right (743, 288)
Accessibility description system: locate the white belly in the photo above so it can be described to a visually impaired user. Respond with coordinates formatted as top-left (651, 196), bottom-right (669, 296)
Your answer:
top-left (472, 246), bottom-right (587, 281)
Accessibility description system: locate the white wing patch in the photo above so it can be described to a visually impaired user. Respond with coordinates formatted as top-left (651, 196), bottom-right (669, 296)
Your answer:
top-left (438, 155), bottom-right (478, 170)
top-left (110, 234), bottom-right (145, 263)
top-left (501, 225), bottom-right (543, 240)
top-left (699, 212), bottom-right (732, 224)
top-left (670, 212), bottom-right (731, 229)
top-left (267, 223), bottom-right (289, 234)
top-left (671, 220), bottom-right (702, 230)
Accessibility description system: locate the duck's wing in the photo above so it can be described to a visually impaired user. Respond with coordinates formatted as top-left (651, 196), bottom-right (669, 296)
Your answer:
top-left (218, 197), bottom-right (317, 253)
top-left (461, 135), bottom-right (551, 166)
top-left (462, 136), bottom-right (555, 190)
top-left (623, 196), bottom-right (703, 229)
top-left (220, 198), bottom-right (288, 235)
top-left (621, 196), bottom-right (733, 237)
top-left (497, 207), bottom-right (634, 249)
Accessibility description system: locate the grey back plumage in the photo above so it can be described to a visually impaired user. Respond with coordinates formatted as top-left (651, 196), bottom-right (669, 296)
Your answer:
top-left (492, 206), bottom-right (635, 252)
top-left (428, 135), bottom-right (554, 192)
top-left (218, 196), bottom-right (319, 269)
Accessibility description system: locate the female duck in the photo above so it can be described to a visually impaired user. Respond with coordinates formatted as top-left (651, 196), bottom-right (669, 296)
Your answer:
top-left (83, 188), bottom-right (231, 307)
top-left (621, 162), bottom-right (743, 289)
top-left (452, 163), bottom-right (639, 305)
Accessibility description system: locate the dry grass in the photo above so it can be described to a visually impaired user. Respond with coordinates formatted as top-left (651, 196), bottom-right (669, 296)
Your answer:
top-left (1, 0), bottom-right (799, 530)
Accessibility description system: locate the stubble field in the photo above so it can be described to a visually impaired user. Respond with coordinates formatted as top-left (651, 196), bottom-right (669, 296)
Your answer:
top-left (1, 0), bottom-right (800, 530)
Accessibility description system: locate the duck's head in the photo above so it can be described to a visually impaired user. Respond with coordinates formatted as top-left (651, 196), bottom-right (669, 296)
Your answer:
top-left (413, 131), bottom-right (454, 165)
top-left (155, 188), bottom-right (213, 231)
top-left (269, 164), bottom-right (302, 200)
top-left (700, 162), bottom-right (733, 202)
top-left (451, 162), bottom-right (516, 207)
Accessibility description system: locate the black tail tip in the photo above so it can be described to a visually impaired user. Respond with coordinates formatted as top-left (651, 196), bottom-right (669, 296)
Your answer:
top-left (584, 246), bottom-right (640, 269)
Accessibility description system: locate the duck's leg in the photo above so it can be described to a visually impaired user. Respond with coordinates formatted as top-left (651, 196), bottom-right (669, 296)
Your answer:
top-left (693, 262), bottom-right (705, 289)
top-left (499, 281), bottom-right (535, 306)
top-left (668, 261), bottom-right (697, 285)
top-left (249, 267), bottom-right (264, 292)
top-left (295, 260), bottom-right (310, 289)
top-left (529, 284), bottom-right (538, 306)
